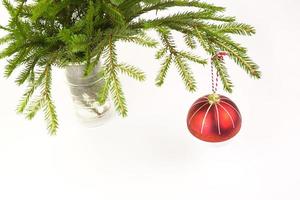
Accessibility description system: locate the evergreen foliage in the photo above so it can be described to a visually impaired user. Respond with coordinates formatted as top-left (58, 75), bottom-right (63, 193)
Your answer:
top-left (0, 0), bottom-right (261, 134)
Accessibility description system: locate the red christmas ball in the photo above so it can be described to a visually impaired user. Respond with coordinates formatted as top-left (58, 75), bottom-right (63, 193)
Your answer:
top-left (187, 93), bottom-right (242, 143)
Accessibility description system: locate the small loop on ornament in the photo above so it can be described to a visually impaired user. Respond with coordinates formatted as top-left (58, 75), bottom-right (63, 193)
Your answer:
top-left (213, 51), bottom-right (228, 61)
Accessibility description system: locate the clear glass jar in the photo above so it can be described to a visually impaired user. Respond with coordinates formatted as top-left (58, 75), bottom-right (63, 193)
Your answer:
top-left (65, 62), bottom-right (113, 127)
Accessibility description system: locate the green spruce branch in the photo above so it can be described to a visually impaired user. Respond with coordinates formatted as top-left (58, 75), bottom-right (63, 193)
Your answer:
top-left (0, 0), bottom-right (261, 134)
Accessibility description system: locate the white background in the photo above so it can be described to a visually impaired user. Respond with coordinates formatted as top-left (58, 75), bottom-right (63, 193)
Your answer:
top-left (0, 0), bottom-right (300, 200)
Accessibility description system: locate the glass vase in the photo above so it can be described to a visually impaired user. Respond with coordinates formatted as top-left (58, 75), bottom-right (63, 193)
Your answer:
top-left (65, 62), bottom-right (113, 127)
